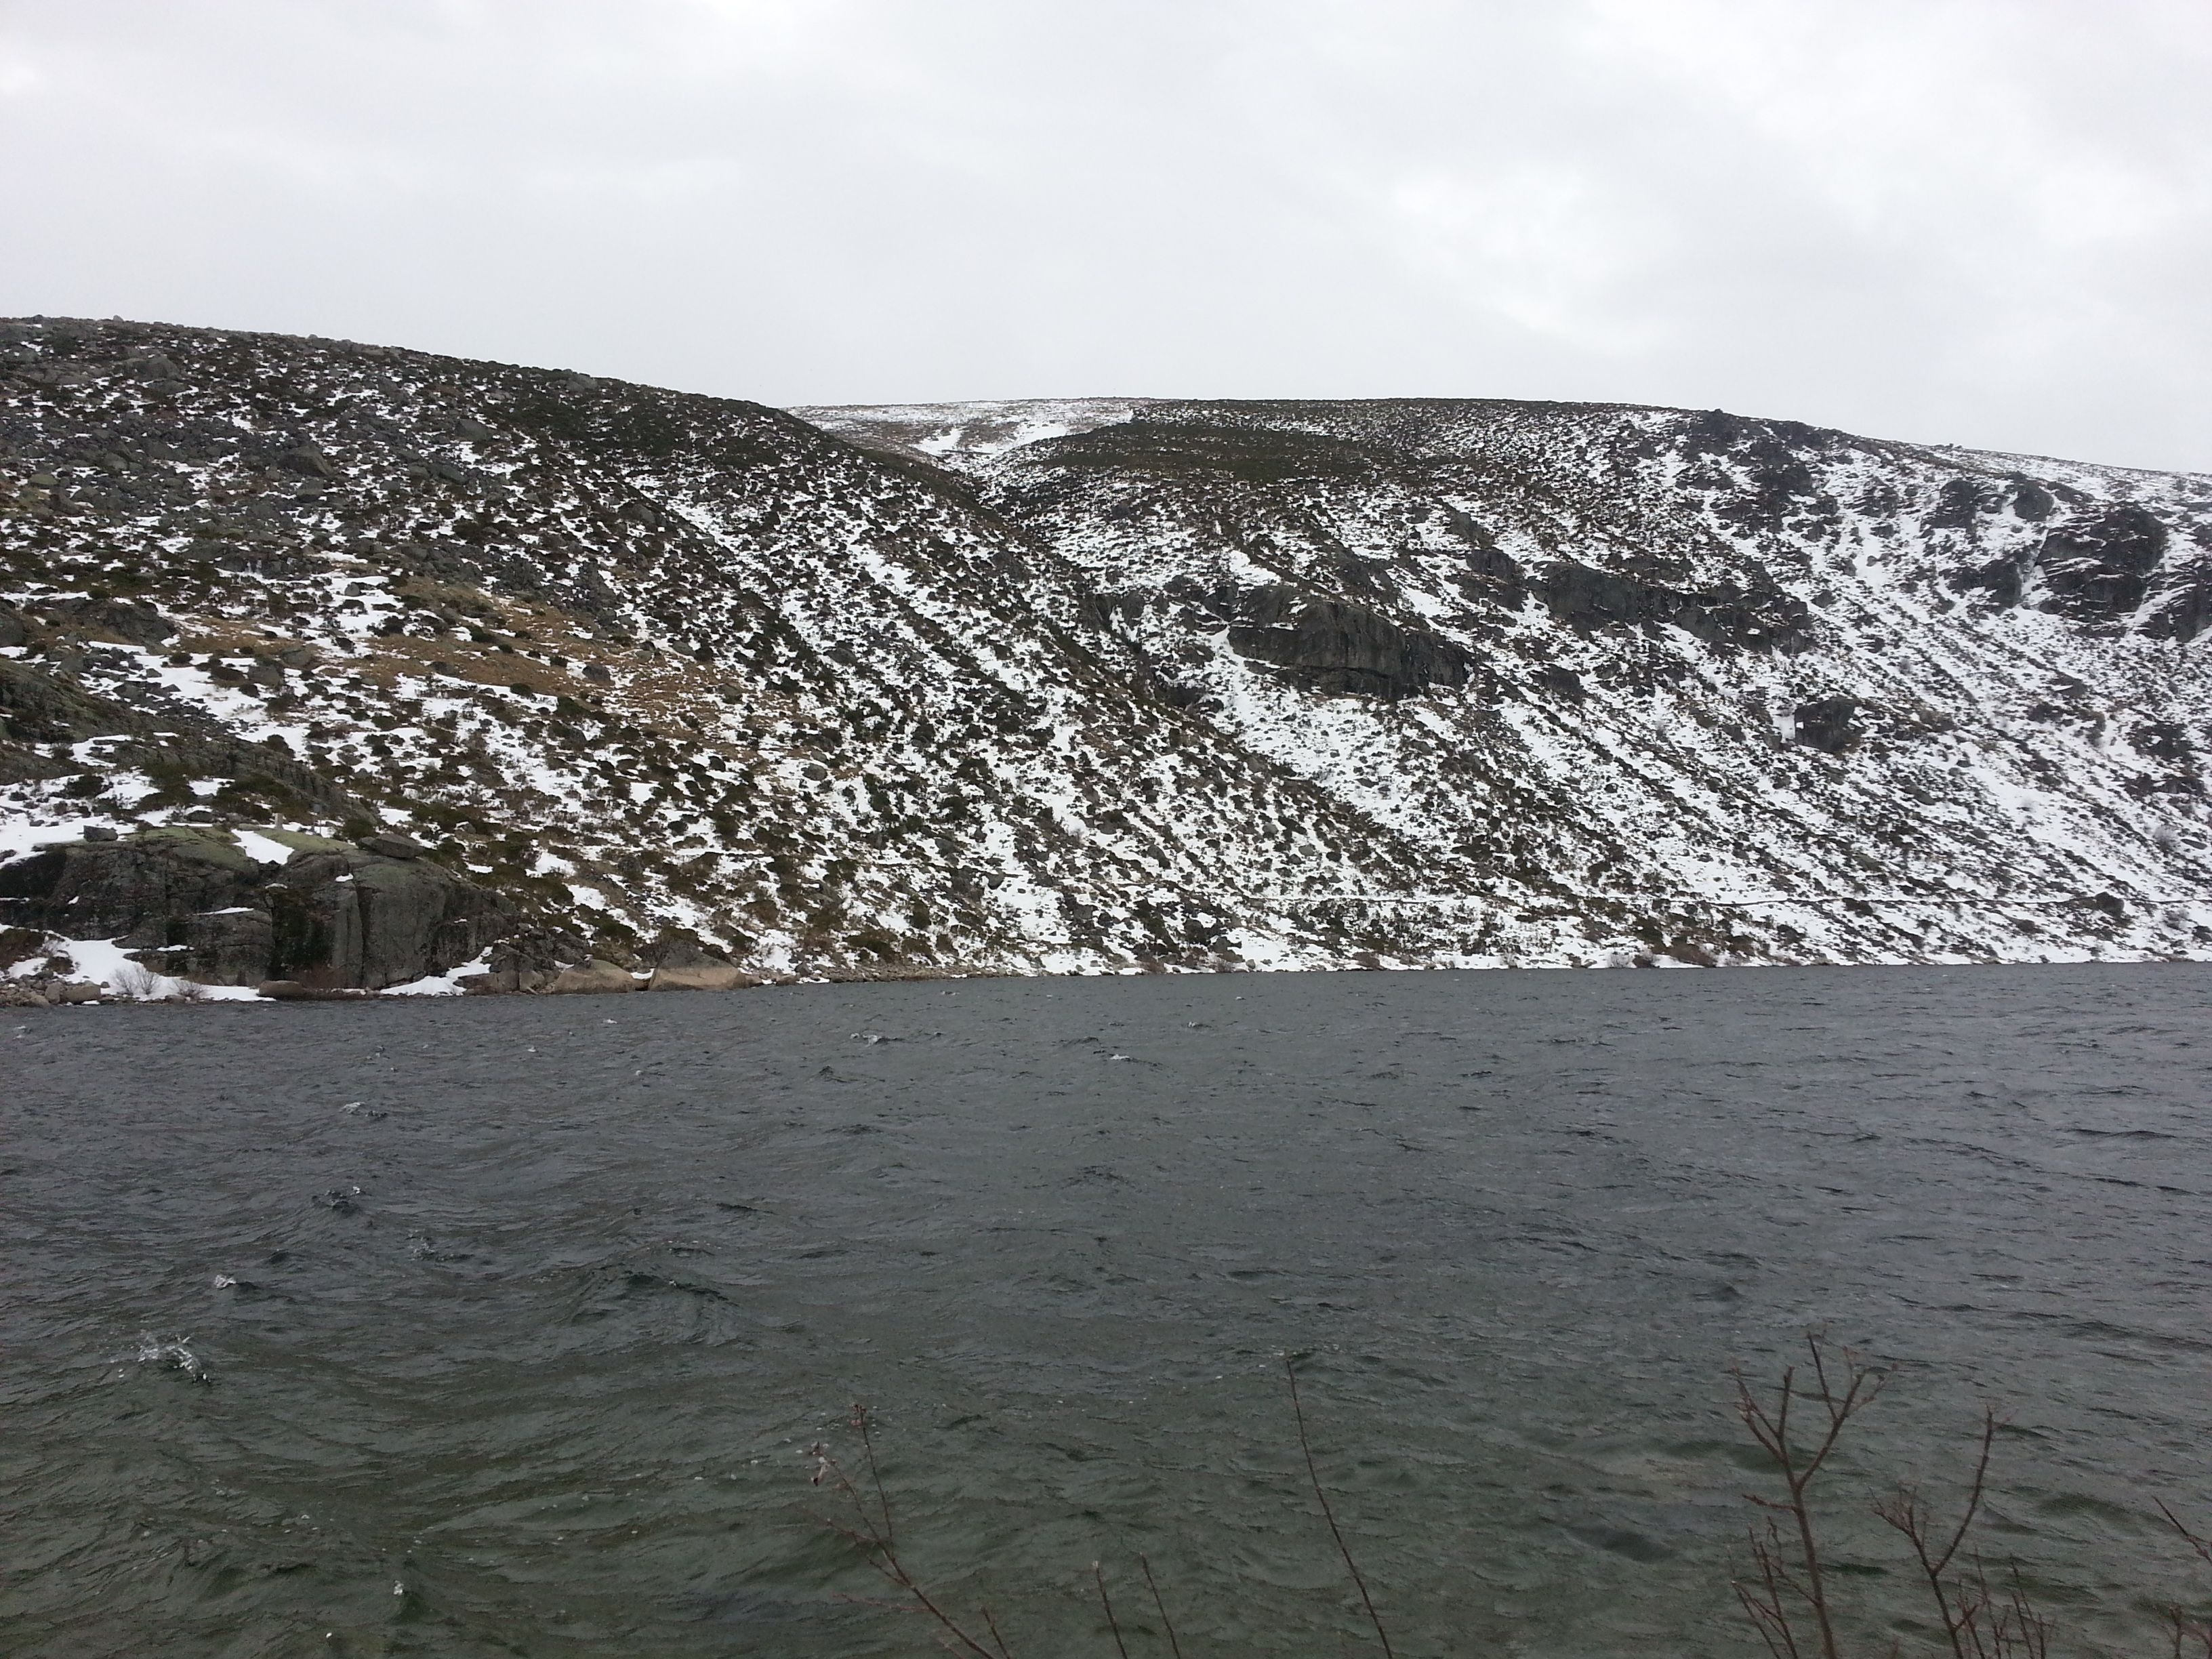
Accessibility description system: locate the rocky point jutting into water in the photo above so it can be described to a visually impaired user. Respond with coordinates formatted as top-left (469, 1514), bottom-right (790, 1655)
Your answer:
top-left (3, 317), bottom-right (2211, 999)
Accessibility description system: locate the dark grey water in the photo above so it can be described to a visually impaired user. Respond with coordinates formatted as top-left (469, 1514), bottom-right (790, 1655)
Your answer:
top-left (4, 966), bottom-right (2209, 1658)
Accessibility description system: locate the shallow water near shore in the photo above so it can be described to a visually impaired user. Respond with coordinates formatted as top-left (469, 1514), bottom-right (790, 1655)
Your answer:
top-left (4, 964), bottom-right (2209, 1657)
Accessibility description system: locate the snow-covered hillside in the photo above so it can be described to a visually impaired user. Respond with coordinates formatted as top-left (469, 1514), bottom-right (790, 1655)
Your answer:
top-left (4, 320), bottom-right (2210, 995)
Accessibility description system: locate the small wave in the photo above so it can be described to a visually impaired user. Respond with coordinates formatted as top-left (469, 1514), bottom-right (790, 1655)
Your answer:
top-left (135, 1332), bottom-right (209, 1384)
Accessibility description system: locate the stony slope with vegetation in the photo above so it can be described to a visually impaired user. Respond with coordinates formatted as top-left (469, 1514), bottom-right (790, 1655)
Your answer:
top-left (3, 317), bottom-right (2209, 996)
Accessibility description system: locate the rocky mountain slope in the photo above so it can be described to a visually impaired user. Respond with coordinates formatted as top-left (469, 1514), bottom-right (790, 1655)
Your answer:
top-left (3, 317), bottom-right (2209, 997)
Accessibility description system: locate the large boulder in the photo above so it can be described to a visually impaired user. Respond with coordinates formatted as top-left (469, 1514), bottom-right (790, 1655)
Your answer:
top-left (648, 961), bottom-right (750, 991)
top-left (1793, 697), bottom-right (1862, 754)
top-left (464, 924), bottom-right (592, 994)
top-left (548, 958), bottom-right (640, 994)
top-left (33, 596), bottom-right (173, 647)
top-left (281, 444), bottom-right (337, 480)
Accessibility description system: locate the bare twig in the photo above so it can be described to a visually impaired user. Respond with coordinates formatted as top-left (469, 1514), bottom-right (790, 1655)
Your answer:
top-left (1872, 1405), bottom-right (2062, 1659)
top-left (2159, 1502), bottom-right (2212, 1658)
top-left (1093, 1561), bottom-right (1132, 1659)
top-left (1139, 1553), bottom-right (1187, 1659)
top-left (854, 1398), bottom-right (895, 1549)
top-left (807, 1407), bottom-right (1012, 1659)
top-left (2000, 1562), bottom-right (2053, 1659)
top-left (1875, 1406), bottom-right (2001, 1659)
top-left (1286, 1354), bottom-right (1395, 1659)
top-left (1730, 1332), bottom-right (1886, 1659)
top-left (2161, 1502), bottom-right (2212, 1571)
top-left (1736, 1516), bottom-right (1809, 1659)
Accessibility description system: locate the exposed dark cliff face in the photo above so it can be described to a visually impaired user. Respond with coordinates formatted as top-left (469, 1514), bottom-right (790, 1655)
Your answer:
top-left (4, 321), bottom-right (2212, 991)
top-left (1791, 697), bottom-right (1862, 754)
top-left (1537, 563), bottom-right (1814, 653)
top-left (2037, 506), bottom-right (2172, 620)
top-left (268, 844), bottom-right (512, 989)
top-left (0, 826), bottom-right (514, 988)
top-left (1952, 502), bottom-right (2188, 626)
top-left (1225, 587), bottom-right (1472, 699)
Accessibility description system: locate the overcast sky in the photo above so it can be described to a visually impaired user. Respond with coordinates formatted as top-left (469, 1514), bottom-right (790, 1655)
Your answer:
top-left (2, 0), bottom-right (2207, 470)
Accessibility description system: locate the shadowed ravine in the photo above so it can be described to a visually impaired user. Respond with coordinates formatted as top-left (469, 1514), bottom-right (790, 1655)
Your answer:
top-left (3, 964), bottom-right (2207, 1656)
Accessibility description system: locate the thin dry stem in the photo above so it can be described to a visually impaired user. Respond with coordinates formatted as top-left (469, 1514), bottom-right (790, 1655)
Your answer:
top-left (853, 1398), bottom-right (896, 1549)
top-left (807, 1407), bottom-right (1011, 1659)
top-left (2159, 1503), bottom-right (2212, 1658)
top-left (1139, 1553), bottom-right (1187, 1659)
top-left (1286, 1354), bottom-right (1396, 1659)
top-left (1093, 1561), bottom-right (1132, 1659)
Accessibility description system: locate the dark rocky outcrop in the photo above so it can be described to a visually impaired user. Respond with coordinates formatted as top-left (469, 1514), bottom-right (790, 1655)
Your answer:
top-left (31, 596), bottom-right (173, 647)
top-left (1537, 663), bottom-right (1586, 702)
top-left (1439, 525), bottom-right (1527, 609)
top-left (1954, 504), bottom-right (2176, 623)
top-left (465, 924), bottom-right (595, 994)
top-left (1925, 476), bottom-right (2005, 531)
top-left (1540, 563), bottom-right (1813, 653)
top-left (1226, 588), bottom-right (1471, 699)
top-left (1031, 417), bottom-right (1376, 485)
top-left (0, 827), bottom-right (516, 989)
top-left (2142, 560), bottom-right (2212, 642)
top-left (1951, 551), bottom-right (2030, 608)
top-left (282, 443), bottom-right (337, 480)
top-left (268, 845), bottom-right (512, 988)
top-left (2035, 506), bottom-right (2170, 621)
top-left (1678, 409), bottom-right (1842, 533)
top-left (1793, 697), bottom-right (1861, 754)
top-left (0, 827), bottom-right (266, 946)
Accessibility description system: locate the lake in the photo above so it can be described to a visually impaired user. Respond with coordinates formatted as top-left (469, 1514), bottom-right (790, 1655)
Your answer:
top-left (4, 965), bottom-right (2207, 1656)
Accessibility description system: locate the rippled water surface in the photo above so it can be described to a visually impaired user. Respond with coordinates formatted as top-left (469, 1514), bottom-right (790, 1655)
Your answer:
top-left (5, 966), bottom-right (2209, 1657)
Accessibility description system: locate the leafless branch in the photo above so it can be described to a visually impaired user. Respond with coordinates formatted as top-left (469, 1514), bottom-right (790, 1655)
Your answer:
top-left (1729, 1332), bottom-right (1886, 1659)
top-left (1736, 1517), bottom-right (1809, 1659)
top-left (2161, 1502), bottom-right (2212, 1572)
